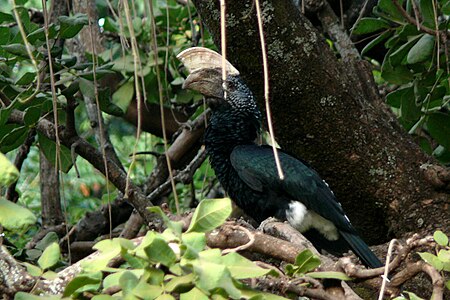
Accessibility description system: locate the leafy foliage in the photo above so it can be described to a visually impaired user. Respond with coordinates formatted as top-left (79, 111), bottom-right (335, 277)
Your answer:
top-left (22, 198), bottom-right (286, 299)
top-left (355, 0), bottom-right (450, 163)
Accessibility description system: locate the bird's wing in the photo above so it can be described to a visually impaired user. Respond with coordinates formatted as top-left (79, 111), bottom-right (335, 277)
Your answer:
top-left (230, 144), bottom-right (354, 232)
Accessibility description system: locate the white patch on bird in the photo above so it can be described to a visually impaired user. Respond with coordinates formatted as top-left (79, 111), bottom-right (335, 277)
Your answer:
top-left (286, 201), bottom-right (339, 241)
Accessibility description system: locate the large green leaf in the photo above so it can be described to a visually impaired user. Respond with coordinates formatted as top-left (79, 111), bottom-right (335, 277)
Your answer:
top-left (294, 249), bottom-right (321, 273)
top-left (112, 80), bottom-right (134, 111)
top-left (427, 113), bottom-right (450, 149)
top-left (164, 273), bottom-right (195, 292)
top-left (58, 14), bottom-right (89, 39)
top-left (0, 152), bottom-right (19, 186)
top-left (38, 132), bottom-right (74, 173)
top-left (386, 86), bottom-right (412, 108)
top-left (63, 272), bottom-right (103, 297)
top-left (374, 0), bottom-right (405, 22)
top-left (193, 257), bottom-right (241, 299)
top-left (0, 125), bottom-right (29, 153)
top-left (419, 0), bottom-right (435, 28)
top-left (222, 252), bottom-right (270, 279)
top-left (37, 242), bottom-right (60, 270)
top-left (182, 232), bottom-right (206, 260)
top-left (180, 287), bottom-right (209, 300)
top-left (361, 30), bottom-right (392, 56)
top-left (119, 271), bottom-right (139, 295)
top-left (0, 198), bottom-right (36, 229)
top-left (81, 239), bottom-right (122, 273)
top-left (15, 292), bottom-right (61, 300)
top-left (433, 230), bottom-right (449, 246)
top-left (381, 52), bottom-right (413, 84)
top-left (389, 34), bottom-right (422, 66)
top-left (144, 237), bottom-right (177, 267)
top-left (1, 44), bottom-right (32, 58)
top-left (352, 18), bottom-right (390, 35)
top-left (418, 252), bottom-right (443, 271)
top-left (97, 88), bottom-right (124, 117)
top-left (187, 198), bottom-right (232, 233)
top-left (400, 88), bottom-right (421, 122)
top-left (407, 34), bottom-right (435, 64)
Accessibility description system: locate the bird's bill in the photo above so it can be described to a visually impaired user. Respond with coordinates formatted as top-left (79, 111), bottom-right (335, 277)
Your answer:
top-left (177, 47), bottom-right (239, 75)
top-left (182, 68), bottom-right (224, 99)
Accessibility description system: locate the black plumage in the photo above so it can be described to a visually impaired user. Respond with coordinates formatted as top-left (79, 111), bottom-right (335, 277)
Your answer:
top-left (180, 52), bottom-right (382, 268)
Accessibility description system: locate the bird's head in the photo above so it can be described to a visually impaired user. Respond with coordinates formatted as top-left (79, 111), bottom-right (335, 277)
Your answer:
top-left (177, 47), bottom-right (259, 114)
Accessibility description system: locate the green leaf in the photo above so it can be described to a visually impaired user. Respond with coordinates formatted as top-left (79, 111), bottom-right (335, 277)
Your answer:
top-left (389, 34), bottom-right (422, 66)
top-left (63, 272), bottom-right (102, 296)
top-left (193, 258), bottom-right (241, 299)
top-left (156, 294), bottom-right (176, 300)
top-left (21, 262), bottom-right (43, 277)
top-left (0, 198), bottom-right (36, 229)
top-left (92, 296), bottom-right (114, 300)
top-left (23, 105), bottom-right (41, 126)
top-left (401, 88), bottom-right (421, 122)
top-left (187, 198), bottom-right (232, 233)
top-left (103, 270), bottom-right (144, 289)
top-left (222, 252), bottom-right (270, 279)
top-left (58, 13), bottom-right (89, 39)
top-left (386, 86), bottom-right (412, 108)
top-left (438, 250), bottom-right (450, 271)
top-left (182, 232), bottom-right (206, 259)
top-left (0, 12), bottom-right (14, 24)
top-left (446, 279), bottom-right (450, 291)
top-left (119, 271), bottom-right (139, 295)
top-left (112, 80), bottom-right (134, 111)
top-left (144, 238), bottom-right (177, 267)
top-left (1, 44), bottom-right (32, 58)
top-left (37, 242), bottom-right (60, 270)
top-left (0, 126), bottom-right (29, 153)
top-left (443, 0), bottom-right (450, 14)
top-left (307, 271), bottom-right (352, 281)
top-left (294, 249), bottom-right (321, 273)
top-left (0, 152), bottom-right (19, 186)
top-left (81, 239), bottom-right (122, 272)
top-left (27, 24), bottom-right (58, 43)
top-left (374, 0), bottom-right (405, 22)
top-left (404, 291), bottom-right (425, 300)
top-left (16, 72), bottom-right (36, 85)
top-left (133, 282), bottom-right (163, 299)
top-left (361, 30), bottom-right (392, 56)
top-left (97, 88), bottom-right (124, 116)
top-left (419, 0), bottom-right (435, 28)
top-left (15, 292), bottom-right (61, 300)
top-left (352, 18), bottom-right (390, 35)
top-left (381, 53), bottom-right (413, 84)
top-left (38, 132), bottom-right (74, 173)
top-left (434, 230), bottom-right (449, 246)
top-left (418, 252), bottom-right (443, 271)
top-left (79, 77), bottom-right (95, 98)
top-left (180, 287), bottom-right (209, 300)
top-left (165, 273), bottom-right (195, 292)
top-left (35, 232), bottom-right (59, 251)
top-left (427, 113), bottom-right (450, 149)
top-left (407, 34), bottom-right (435, 64)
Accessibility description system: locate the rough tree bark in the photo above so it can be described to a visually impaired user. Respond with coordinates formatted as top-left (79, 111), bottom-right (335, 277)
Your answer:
top-left (191, 0), bottom-right (449, 243)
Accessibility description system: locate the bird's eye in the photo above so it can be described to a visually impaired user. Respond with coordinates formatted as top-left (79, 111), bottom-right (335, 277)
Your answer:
top-left (224, 80), bottom-right (235, 91)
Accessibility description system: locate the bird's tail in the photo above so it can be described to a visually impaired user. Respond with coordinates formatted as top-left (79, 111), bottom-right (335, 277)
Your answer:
top-left (340, 231), bottom-right (383, 269)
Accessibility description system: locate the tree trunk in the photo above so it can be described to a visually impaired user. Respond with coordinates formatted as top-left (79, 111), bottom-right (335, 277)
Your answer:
top-left (39, 151), bottom-right (64, 227)
top-left (191, 0), bottom-right (449, 243)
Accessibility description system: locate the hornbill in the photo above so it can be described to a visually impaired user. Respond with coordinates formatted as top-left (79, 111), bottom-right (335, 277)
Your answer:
top-left (177, 47), bottom-right (382, 268)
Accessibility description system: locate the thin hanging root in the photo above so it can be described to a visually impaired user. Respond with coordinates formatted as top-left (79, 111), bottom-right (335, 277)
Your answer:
top-left (254, 0), bottom-right (284, 180)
